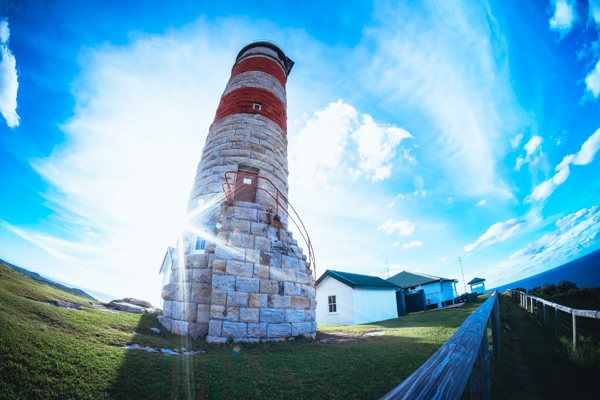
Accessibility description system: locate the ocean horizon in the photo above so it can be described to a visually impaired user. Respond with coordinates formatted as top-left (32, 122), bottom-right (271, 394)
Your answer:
top-left (491, 247), bottom-right (600, 293)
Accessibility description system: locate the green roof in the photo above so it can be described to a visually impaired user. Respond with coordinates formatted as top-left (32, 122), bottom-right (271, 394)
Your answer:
top-left (386, 271), bottom-right (457, 289)
top-left (316, 270), bottom-right (400, 290)
top-left (468, 277), bottom-right (486, 284)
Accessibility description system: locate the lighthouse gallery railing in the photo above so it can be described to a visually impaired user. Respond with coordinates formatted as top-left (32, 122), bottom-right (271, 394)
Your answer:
top-left (222, 171), bottom-right (316, 289)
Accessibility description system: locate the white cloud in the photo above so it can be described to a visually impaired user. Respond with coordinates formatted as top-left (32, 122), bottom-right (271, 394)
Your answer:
top-left (524, 135), bottom-right (543, 157)
top-left (439, 257), bottom-right (448, 262)
top-left (549, 0), bottom-right (576, 35)
top-left (464, 218), bottom-right (524, 252)
top-left (360, 2), bottom-right (524, 200)
top-left (0, 18), bottom-right (19, 128)
top-left (378, 219), bottom-right (415, 236)
top-left (403, 240), bottom-right (423, 248)
top-left (585, 60), bottom-right (600, 99)
top-left (589, 0), bottom-right (600, 25)
top-left (352, 115), bottom-right (412, 182)
top-left (511, 133), bottom-right (523, 149)
top-left (476, 199), bottom-right (486, 207)
top-left (525, 165), bottom-right (570, 203)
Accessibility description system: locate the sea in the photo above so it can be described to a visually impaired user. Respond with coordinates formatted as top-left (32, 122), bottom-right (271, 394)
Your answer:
top-left (491, 247), bottom-right (600, 292)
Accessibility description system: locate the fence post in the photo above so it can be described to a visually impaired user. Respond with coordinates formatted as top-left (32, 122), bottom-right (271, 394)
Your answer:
top-left (543, 304), bottom-right (548, 326)
top-left (470, 328), bottom-right (490, 400)
top-left (555, 307), bottom-right (560, 336)
top-left (530, 296), bottom-right (534, 313)
top-left (491, 293), bottom-right (501, 361)
top-left (572, 313), bottom-right (577, 352)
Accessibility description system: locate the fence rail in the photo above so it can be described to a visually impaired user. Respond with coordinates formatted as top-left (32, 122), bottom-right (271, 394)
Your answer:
top-left (505, 289), bottom-right (600, 351)
top-left (381, 292), bottom-right (500, 400)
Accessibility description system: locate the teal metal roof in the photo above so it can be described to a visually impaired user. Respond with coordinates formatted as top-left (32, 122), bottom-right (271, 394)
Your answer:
top-left (386, 271), bottom-right (457, 289)
top-left (468, 277), bottom-right (486, 285)
top-left (316, 270), bottom-right (400, 290)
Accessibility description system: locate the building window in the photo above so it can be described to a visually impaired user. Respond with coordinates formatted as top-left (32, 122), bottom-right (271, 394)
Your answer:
top-left (253, 103), bottom-right (261, 110)
top-left (328, 295), bottom-right (337, 313)
top-left (190, 237), bottom-right (206, 254)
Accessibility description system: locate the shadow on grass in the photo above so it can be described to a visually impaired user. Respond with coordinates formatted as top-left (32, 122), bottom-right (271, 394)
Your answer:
top-left (109, 314), bottom-right (445, 400)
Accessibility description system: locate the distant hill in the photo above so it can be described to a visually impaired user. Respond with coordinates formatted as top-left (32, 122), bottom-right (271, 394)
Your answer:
top-left (0, 259), bottom-right (97, 301)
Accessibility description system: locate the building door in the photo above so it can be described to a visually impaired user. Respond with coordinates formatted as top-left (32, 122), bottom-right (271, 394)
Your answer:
top-left (234, 171), bottom-right (257, 203)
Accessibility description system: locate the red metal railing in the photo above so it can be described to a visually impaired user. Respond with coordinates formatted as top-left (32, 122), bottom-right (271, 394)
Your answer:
top-left (222, 171), bottom-right (316, 289)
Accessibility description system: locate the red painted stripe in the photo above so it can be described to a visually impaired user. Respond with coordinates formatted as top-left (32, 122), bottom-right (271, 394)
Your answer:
top-left (231, 56), bottom-right (286, 87)
top-left (212, 87), bottom-right (287, 134)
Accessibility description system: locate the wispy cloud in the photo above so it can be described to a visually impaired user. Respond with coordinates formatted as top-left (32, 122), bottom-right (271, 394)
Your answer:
top-left (589, 0), bottom-right (600, 25)
top-left (476, 199), bottom-right (486, 207)
top-left (378, 219), bottom-right (415, 236)
top-left (403, 240), bottom-right (423, 249)
top-left (549, 0), bottom-right (576, 36)
top-left (511, 133), bottom-right (523, 149)
top-left (526, 128), bottom-right (600, 203)
top-left (464, 218), bottom-right (524, 252)
top-left (0, 18), bottom-right (19, 128)
top-left (515, 135), bottom-right (543, 171)
top-left (360, 1), bottom-right (526, 200)
top-left (585, 60), bottom-right (600, 99)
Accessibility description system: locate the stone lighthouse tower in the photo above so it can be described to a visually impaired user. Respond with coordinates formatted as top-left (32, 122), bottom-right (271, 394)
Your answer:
top-left (159, 42), bottom-right (317, 343)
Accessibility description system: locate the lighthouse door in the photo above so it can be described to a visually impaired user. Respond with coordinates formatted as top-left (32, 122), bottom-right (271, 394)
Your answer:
top-left (234, 171), bottom-right (257, 203)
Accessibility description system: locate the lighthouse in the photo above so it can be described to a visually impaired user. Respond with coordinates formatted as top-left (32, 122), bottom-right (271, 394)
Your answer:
top-left (159, 42), bottom-right (317, 343)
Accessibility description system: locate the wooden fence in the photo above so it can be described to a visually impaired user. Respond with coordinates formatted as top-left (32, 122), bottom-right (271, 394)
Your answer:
top-left (380, 291), bottom-right (500, 400)
top-left (505, 289), bottom-right (600, 351)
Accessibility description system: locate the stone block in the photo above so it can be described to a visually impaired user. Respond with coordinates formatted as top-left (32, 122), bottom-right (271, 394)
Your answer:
top-left (291, 296), bottom-right (311, 309)
top-left (259, 251), bottom-right (271, 265)
top-left (234, 338), bottom-right (260, 343)
top-left (206, 336), bottom-right (228, 344)
top-left (254, 264), bottom-right (270, 280)
top-left (268, 295), bottom-right (291, 308)
top-left (171, 320), bottom-right (189, 336)
top-left (190, 323), bottom-right (208, 339)
top-left (190, 283), bottom-right (211, 303)
top-left (249, 292), bottom-right (268, 308)
top-left (292, 322), bottom-right (313, 337)
top-left (208, 320), bottom-right (222, 336)
top-left (234, 207), bottom-right (258, 221)
top-left (285, 309), bottom-right (306, 323)
top-left (251, 222), bottom-right (267, 236)
top-left (192, 269), bottom-right (212, 284)
top-left (228, 232), bottom-right (254, 248)
top-left (211, 290), bottom-right (227, 306)
top-left (248, 323), bottom-right (267, 338)
top-left (222, 218), bottom-right (250, 233)
top-left (260, 308), bottom-right (285, 323)
top-left (260, 279), bottom-right (279, 294)
top-left (296, 271), bottom-right (311, 285)
top-left (184, 268), bottom-right (193, 282)
top-left (282, 255), bottom-right (299, 270)
top-left (186, 254), bottom-right (208, 268)
top-left (161, 283), bottom-right (178, 301)
top-left (310, 298), bottom-right (317, 309)
top-left (236, 277), bottom-right (259, 292)
top-left (245, 249), bottom-right (260, 264)
top-left (269, 253), bottom-right (282, 268)
top-left (267, 323), bottom-right (291, 338)
top-left (162, 301), bottom-right (173, 318)
top-left (215, 246), bottom-right (245, 261)
top-left (227, 291), bottom-right (249, 307)
top-left (210, 305), bottom-right (240, 322)
top-left (226, 260), bottom-right (254, 277)
top-left (157, 316), bottom-right (172, 331)
top-left (284, 282), bottom-right (306, 297)
top-left (240, 308), bottom-right (260, 323)
top-left (305, 309), bottom-right (316, 321)
top-left (171, 301), bottom-right (193, 321)
top-left (212, 258), bottom-right (227, 273)
top-left (197, 304), bottom-right (211, 322)
top-left (213, 275), bottom-right (236, 291)
top-left (254, 236), bottom-right (271, 251)
top-left (222, 321), bottom-right (247, 338)
top-left (270, 267), bottom-right (296, 282)
top-left (267, 226), bottom-right (279, 239)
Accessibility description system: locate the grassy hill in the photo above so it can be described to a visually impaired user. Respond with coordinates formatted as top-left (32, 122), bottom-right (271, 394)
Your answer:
top-left (0, 262), bottom-right (494, 399)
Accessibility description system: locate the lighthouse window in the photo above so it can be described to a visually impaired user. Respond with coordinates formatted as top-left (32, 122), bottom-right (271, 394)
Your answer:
top-left (328, 295), bottom-right (337, 313)
top-left (191, 237), bottom-right (206, 254)
top-left (253, 103), bottom-right (262, 110)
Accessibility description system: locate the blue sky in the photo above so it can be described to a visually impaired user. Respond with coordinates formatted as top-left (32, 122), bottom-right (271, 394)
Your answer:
top-left (1, 0), bottom-right (599, 305)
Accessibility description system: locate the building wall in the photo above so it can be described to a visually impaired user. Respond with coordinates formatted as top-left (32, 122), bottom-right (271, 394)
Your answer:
top-left (470, 282), bottom-right (485, 294)
top-left (352, 288), bottom-right (398, 325)
top-left (316, 276), bottom-right (354, 325)
top-left (414, 281), bottom-right (457, 308)
top-left (440, 281), bottom-right (457, 303)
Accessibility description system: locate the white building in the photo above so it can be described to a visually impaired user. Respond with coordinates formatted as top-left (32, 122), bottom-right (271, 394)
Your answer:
top-left (387, 271), bottom-right (458, 309)
top-left (316, 270), bottom-right (400, 325)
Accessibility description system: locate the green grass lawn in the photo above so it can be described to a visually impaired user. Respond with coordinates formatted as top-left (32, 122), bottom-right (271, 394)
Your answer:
top-left (0, 263), bottom-right (492, 399)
